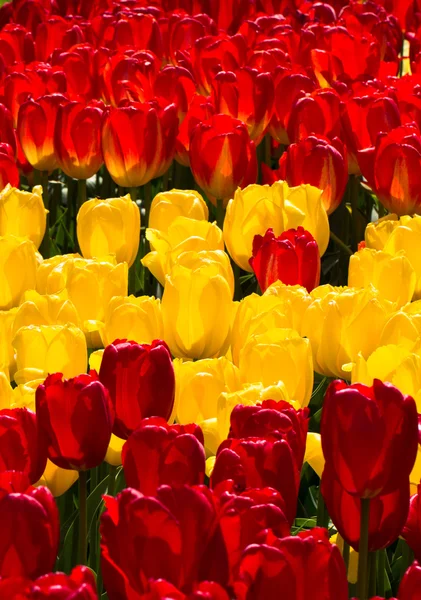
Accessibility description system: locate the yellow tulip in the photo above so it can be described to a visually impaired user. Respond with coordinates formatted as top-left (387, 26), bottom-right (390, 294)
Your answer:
top-left (36, 254), bottom-right (81, 293)
top-left (101, 295), bottom-right (163, 347)
top-left (380, 301), bottom-right (421, 349)
top-left (13, 291), bottom-right (81, 337)
top-left (223, 182), bottom-right (329, 272)
top-left (0, 307), bottom-right (18, 376)
top-left (170, 250), bottom-right (234, 297)
top-left (77, 194), bottom-right (140, 267)
top-left (302, 285), bottom-right (395, 378)
top-left (174, 357), bottom-right (241, 425)
top-left (89, 349), bottom-right (104, 373)
top-left (304, 432), bottom-right (325, 478)
top-left (11, 378), bottom-right (44, 412)
top-left (0, 184), bottom-right (47, 248)
top-left (239, 328), bottom-right (313, 407)
top-left (365, 213), bottom-right (400, 250)
top-left (0, 236), bottom-right (38, 309)
top-left (142, 217), bottom-right (224, 285)
top-left (411, 446), bottom-right (421, 496)
top-left (149, 189), bottom-right (208, 232)
top-left (162, 262), bottom-right (232, 359)
top-left (348, 247), bottom-right (415, 307)
top-left (331, 534), bottom-right (358, 584)
top-left (13, 324), bottom-right (87, 384)
top-left (105, 434), bottom-right (125, 467)
top-left (36, 459), bottom-right (78, 497)
top-left (0, 371), bottom-right (13, 409)
top-left (231, 284), bottom-right (312, 365)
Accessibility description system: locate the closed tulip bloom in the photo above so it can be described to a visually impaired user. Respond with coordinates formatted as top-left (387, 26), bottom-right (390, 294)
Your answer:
top-left (0, 144), bottom-right (19, 192)
top-left (235, 528), bottom-right (348, 600)
top-left (36, 254), bottom-right (80, 294)
top-left (102, 101), bottom-right (178, 188)
top-left (77, 195), bottom-right (140, 267)
top-left (0, 184), bottom-right (47, 249)
top-left (321, 379), bottom-right (418, 498)
top-left (13, 291), bottom-right (81, 337)
top-left (189, 114), bottom-right (257, 203)
top-left (162, 263), bottom-right (232, 360)
top-left (174, 357), bottom-right (240, 426)
top-left (250, 227), bottom-right (320, 293)
top-left (0, 236), bottom-right (37, 310)
top-left (37, 459), bottom-right (78, 498)
top-left (99, 339), bottom-right (175, 440)
top-left (55, 100), bottom-right (104, 180)
top-left (101, 295), bottom-right (163, 348)
top-left (10, 566), bottom-right (98, 599)
top-left (122, 417), bottom-right (205, 494)
top-left (231, 286), bottom-right (312, 365)
top-left (380, 303), bottom-right (421, 350)
top-left (398, 561), bottom-right (421, 600)
top-left (13, 324), bottom-right (88, 385)
top-left (349, 247), bottom-right (416, 307)
top-left (36, 372), bottom-right (114, 471)
top-left (175, 93), bottom-right (215, 167)
top-left (0, 308), bottom-right (18, 377)
top-left (402, 484), bottom-right (421, 560)
top-left (149, 189), bottom-right (208, 232)
top-left (0, 407), bottom-right (47, 483)
top-left (17, 94), bottom-right (67, 171)
top-left (239, 328), bottom-right (313, 407)
top-left (365, 214), bottom-right (401, 250)
top-left (0, 472), bottom-right (59, 579)
top-left (302, 285), bottom-right (395, 378)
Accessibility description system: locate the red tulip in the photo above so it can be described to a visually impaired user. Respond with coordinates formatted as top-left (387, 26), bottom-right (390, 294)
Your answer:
top-left (55, 100), bottom-right (104, 180)
top-left (35, 17), bottom-right (86, 62)
top-left (398, 561), bottom-right (421, 600)
top-left (112, 13), bottom-right (163, 60)
top-left (0, 24), bottom-right (34, 67)
top-left (0, 472), bottom-right (59, 579)
top-left (0, 144), bottom-right (20, 190)
top-left (122, 417), bottom-right (205, 494)
top-left (0, 103), bottom-right (17, 157)
top-left (154, 65), bottom-right (197, 122)
top-left (17, 94), bottom-right (67, 172)
top-left (321, 379), bottom-right (419, 499)
top-left (322, 463), bottom-right (410, 552)
top-left (167, 14), bottom-right (217, 67)
top-left (99, 340), bottom-right (175, 440)
top-left (102, 101), bottom-right (178, 187)
top-left (211, 68), bottom-right (274, 143)
top-left (278, 134), bottom-right (348, 214)
top-left (52, 44), bottom-right (99, 102)
top-left (0, 408), bottom-right (47, 484)
top-left (201, 0), bottom-right (254, 34)
top-left (249, 227), bottom-right (321, 294)
top-left (402, 483), bottom-right (421, 561)
top-left (175, 93), bottom-right (215, 167)
top-left (234, 527), bottom-right (348, 600)
top-left (189, 113), bottom-right (257, 203)
top-left (36, 372), bottom-right (114, 471)
top-left (286, 88), bottom-right (342, 144)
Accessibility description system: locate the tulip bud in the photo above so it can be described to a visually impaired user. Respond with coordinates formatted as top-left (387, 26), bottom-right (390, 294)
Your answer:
top-left (6, 566), bottom-right (98, 599)
top-left (0, 236), bottom-right (38, 310)
top-left (149, 189), bottom-right (208, 232)
top-left (13, 324), bottom-right (88, 385)
top-left (13, 291), bottom-right (81, 336)
top-left (189, 114), bottom-right (257, 203)
top-left (402, 484), bottom-right (421, 561)
top-left (0, 184), bottom-right (47, 249)
top-left (36, 372), bottom-right (114, 471)
top-left (99, 339), bottom-right (175, 440)
top-left (162, 262), bottom-right (233, 360)
top-left (175, 93), bottom-right (215, 166)
top-left (398, 561), bottom-right (421, 600)
top-left (77, 194), bottom-right (140, 267)
top-left (101, 295), bottom-right (163, 348)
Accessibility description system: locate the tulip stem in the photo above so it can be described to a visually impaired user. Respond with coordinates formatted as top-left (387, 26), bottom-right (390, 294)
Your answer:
top-left (350, 174), bottom-right (361, 251)
top-left (376, 550), bottom-right (386, 596)
top-left (108, 465), bottom-right (117, 496)
top-left (41, 170), bottom-right (49, 209)
top-left (129, 187), bottom-right (138, 202)
top-left (79, 470), bottom-right (88, 566)
top-left (368, 551), bottom-right (377, 597)
top-left (216, 198), bottom-right (224, 229)
top-left (342, 540), bottom-right (350, 576)
top-left (316, 488), bottom-right (329, 528)
top-left (77, 179), bottom-right (87, 211)
top-left (357, 498), bottom-right (370, 600)
top-left (143, 181), bottom-right (152, 224)
top-left (330, 231), bottom-right (353, 256)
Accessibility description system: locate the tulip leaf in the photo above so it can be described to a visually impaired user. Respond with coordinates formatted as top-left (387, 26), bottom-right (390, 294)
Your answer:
top-left (87, 474), bottom-right (110, 534)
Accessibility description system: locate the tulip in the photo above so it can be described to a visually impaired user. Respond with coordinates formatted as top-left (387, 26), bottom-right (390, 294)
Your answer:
top-left (402, 484), bottom-right (421, 560)
top-left (17, 94), bottom-right (67, 171)
top-left (102, 101), bottom-right (178, 188)
top-left (13, 324), bottom-right (88, 385)
top-left (55, 100), bottom-right (104, 180)
top-left (234, 528), bottom-right (348, 600)
top-left (349, 247), bottom-right (416, 307)
top-left (175, 93), bottom-right (215, 166)
top-left (322, 463), bottom-right (410, 552)
top-left (398, 561), bottom-right (421, 600)
top-left (278, 134), bottom-right (348, 215)
top-left (53, 46), bottom-right (99, 103)
top-left (250, 227), bottom-right (320, 293)
top-left (6, 378), bottom-right (42, 412)
top-left (174, 357), bottom-right (240, 426)
top-left (321, 379), bottom-right (418, 498)
top-left (37, 459), bottom-right (78, 498)
top-left (36, 372), bottom-right (114, 471)
top-left (239, 328), bottom-right (313, 407)
top-left (36, 253), bottom-right (80, 293)
top-left (189, 114), bottom-right (257, 204)
top-left (122, 417), bottom-right (205, 494)
top-left (143, 217), bottom-right (224, 286)
top-left (0, 184), bottom-right (47, 249)
top-left (223, 182), bottom-right (329, 272)
top-left (101, 49), bottom-right (158, 107)
top-left (302, 285), bottom-right (395, 379)
top-left (230, 285), bottom-right (311, 365)
top-left (13, 291), bottom-right (81, 336)
top-left (287, 88), bottom-right (342, 144)
top-left (100, 486), bottom-right (229, 596)
top-left (98, 339), bottom-right (175, 440)
top-left (0, 236), bottom-right (38, 310)
top-left (0, 472), bottom-right (59, 579)
top-left (162, 262), bottom-right (233, 360)
top-left (4, 566), bottom-right (98, 599)
top-left (0, 307), bottom-right (18, 377)
top-left (77, 194), bottom-right (140, 267)
top-left (365, 214), bottom-right (401, 250)
top-left (101, 295), bottom-right (163, 348)
top-left (0, 408), bottom-right (47, 484)
top-left (148, 189), bottom-right (208, 232)
top-left (380, 302), bottom-right (421, 350)
top-left (0, 144), bottom-right (19, 192)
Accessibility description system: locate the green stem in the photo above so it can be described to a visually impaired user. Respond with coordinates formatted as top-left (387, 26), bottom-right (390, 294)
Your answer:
top-left (79, 470), bottom-right (88, 566)
top-left (316, 488), bottom-right (329, 528)
top-left (400, 541), bottom-right (414, 581)
top-left (368, 551), bottom-right (377, 598)
top-left (162, 167), bottom-right (170, 192)
top-left (216, 198), bottom-right (225, 230)
top-left (77, 179), bottom-right (87, 212)
top-left (264, 133), bottom-right (271, 167)
top-left (129, 187), bottom-right (138, 202)
top-left (342, 540), bottom-right (350, 577)
top-left (108, 465), bottom-right (117, 497)
top-left (350, 174), bottom-right (360, 251)
top-left (376, 549), bottom-right (385, 596)
top-left (357, 498), bottom-right (370, 600)
top-left (40, 170), bottom-right (49, 209)
top-left (330, 230), bottom-right (353, 256)
top-left (378, 202), bottom-right (386, 218)
top-left (143, 181), bottom-right (152, 226)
